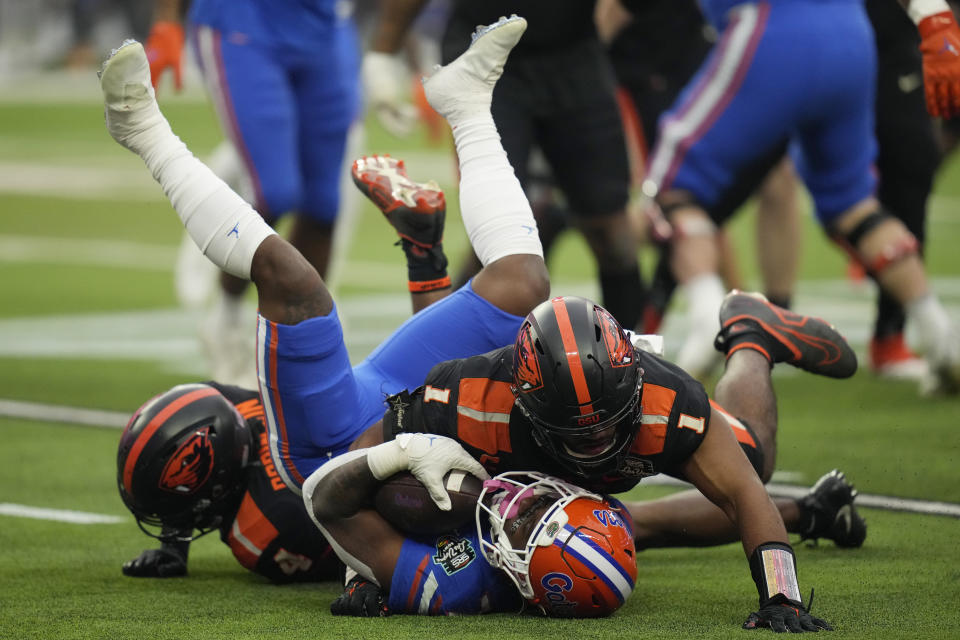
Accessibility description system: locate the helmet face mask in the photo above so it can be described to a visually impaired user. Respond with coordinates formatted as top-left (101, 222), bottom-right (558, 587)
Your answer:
top-left (117, 384), bottom-right (252, 542)
top-left (512, 296), bottom-right (643, 478)
top-left (476, 472), bottom-right (637, 618)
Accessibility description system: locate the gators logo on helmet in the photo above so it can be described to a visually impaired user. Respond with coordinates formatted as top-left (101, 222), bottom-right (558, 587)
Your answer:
top-left (596, 307), bottom-right (633, 368)
top-left (159, 427), bottom-right (215, 494)
top-left (514, 321), bottom-right (543, 392)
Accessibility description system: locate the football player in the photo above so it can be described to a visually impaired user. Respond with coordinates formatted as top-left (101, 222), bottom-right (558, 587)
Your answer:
top-left (365, 0), bottom-right (648, 332)
top-left (118, 382), bottom-right (341, 581)
top-left (104, 16), bottom-right (545, 578)
top-left (349, 292), bottom-right (859, 632)
top-left (621, 0), bottom-right (960, 393)
top-left (145, 0), bottom-right (362, 387)
top-left (304, 444), bottom-right (638, 617)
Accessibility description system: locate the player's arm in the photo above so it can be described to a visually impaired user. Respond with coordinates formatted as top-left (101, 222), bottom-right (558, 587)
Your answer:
top-left (594, 0), bottom-right (634, 45)
top-left (146, 0), bottom-right (186, 91)
top-left (305, 434), bottom-right (489, 583)
top-left (363, 0), bottom-right (430, 136)
top-left (368, 0), bottom-right (430, 54)
top-left (303, 449), bottom-right (404, 588)
top-left (681, 407), bottom-right (832, 633)
top-left (900, 0), bottom-right (960, 117)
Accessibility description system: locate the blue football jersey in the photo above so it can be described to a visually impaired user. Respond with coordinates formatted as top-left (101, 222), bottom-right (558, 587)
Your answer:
top-left (388, 528), bottom-right (522, 615)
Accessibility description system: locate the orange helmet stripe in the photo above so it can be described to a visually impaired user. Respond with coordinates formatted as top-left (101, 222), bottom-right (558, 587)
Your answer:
top-left (551, 297), bottom-right (594, 415)
top-left (122, 386), bottom-right (220, 493)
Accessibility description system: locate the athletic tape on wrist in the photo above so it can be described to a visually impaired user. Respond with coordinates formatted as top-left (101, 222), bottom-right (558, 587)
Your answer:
top-left (366, 439), bottom-right (406, 480)
top-left (750, 542), bottom-right (802, 604)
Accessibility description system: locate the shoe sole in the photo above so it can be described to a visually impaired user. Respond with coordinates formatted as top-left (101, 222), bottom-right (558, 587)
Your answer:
top-left (100, 39), bottom-right (149, 95)
top-left (720, 292), bottom-right (857, 378)
top-left (351, 156), bottom-right (445, 248)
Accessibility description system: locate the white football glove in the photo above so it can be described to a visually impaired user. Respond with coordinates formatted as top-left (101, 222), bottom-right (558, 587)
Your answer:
top-left (362, 51), bottom-right (419, 138)
top-left (366, 433), bottom-right (489, 510)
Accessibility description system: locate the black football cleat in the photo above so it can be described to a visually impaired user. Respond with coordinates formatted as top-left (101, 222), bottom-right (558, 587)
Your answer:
top-left (798, 469), bottom-right (867, 548)
top-left (714, 291), bottom-right (858, 378)
top-left (351, 155), bottom-right (446, 249)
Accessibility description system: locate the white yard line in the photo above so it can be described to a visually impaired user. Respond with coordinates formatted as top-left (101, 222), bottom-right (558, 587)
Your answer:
top-left (0, 398), bottom-right (128, 428)
top-left (0, 151), bottom-right (457, 200)
top-left (0, 503), bottom-right (124, 524)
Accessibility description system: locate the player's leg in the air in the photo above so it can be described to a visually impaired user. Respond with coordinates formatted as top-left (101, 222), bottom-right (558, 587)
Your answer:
top-left (348, 14), bottom-right (549, 411)
top-left (100, 17), bottom-right (546, 490)
top-left (626, 291), bottom-right (866, 549)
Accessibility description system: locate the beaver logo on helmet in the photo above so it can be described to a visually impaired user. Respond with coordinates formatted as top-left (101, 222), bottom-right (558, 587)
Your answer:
top-left (159, 426), bottom-right (215, 494)
top-left (513, 321), bottom-right (543, 392)
top-left (597, 306), bottom-right (633, 369)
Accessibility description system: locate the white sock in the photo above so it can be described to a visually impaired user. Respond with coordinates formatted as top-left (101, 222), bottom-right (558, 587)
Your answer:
top-left (452, 116), bottom-right (542, 266)
top-left (675, 273), bottom-right (726, 376)
top-left (135, 121), bottom-right (275, 280)
top-left (908, 292), bottom-right (952, 356)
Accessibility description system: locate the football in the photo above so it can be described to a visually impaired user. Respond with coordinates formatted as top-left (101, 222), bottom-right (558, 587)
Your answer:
top-left (374, 470), bottom-right (484, 536)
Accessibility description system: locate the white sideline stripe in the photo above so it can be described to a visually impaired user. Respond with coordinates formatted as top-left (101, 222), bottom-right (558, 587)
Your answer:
top-left (0, 235), bottom-right (176, 270)
top-left (0, 399), bottom-right (129, 428)
top-left (642, 474), bottom-right (960, 518)
top-left (0, 151), bottom-right (457, 200)
top-left (764, 484), bottom-right (960, 518)
top-left (0, 503), bottom-right (125, 524)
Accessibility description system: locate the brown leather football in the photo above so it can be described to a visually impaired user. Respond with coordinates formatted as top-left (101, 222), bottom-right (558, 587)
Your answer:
top-left (374, 470), bottom-right (484, 536)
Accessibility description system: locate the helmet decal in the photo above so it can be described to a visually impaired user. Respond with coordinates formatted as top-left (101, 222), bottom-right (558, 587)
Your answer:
top-left (159, 426), bottom-right (215, 494)
top-left (540, 571), bottom-right (578, 613)
top-left (514, 322), bottom-right (544, 392)
top-left (117, 383), bottom-right (253, 541)
top-left (596, 307), bottom-right (633, 369)
top-left (121, 385), bottom-right (220, 493)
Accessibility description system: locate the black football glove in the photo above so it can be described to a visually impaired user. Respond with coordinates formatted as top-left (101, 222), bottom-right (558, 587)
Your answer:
top-left (744, 593), bottom-right (833, 633)
top-left (330, 575), bottom-right (390, 617)
top-left (122, 548), bottom-right (187, 578)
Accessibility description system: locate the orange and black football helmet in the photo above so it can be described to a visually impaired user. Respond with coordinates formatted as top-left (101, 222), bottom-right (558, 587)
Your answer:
top-left (117, 383), bottom-right (252, 541)
top-left (512, 296), bottom-right (643, 478)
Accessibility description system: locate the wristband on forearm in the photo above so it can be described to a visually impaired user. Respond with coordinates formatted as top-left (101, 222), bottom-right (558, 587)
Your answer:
top-left (749, 542), bottom-right (802, 604)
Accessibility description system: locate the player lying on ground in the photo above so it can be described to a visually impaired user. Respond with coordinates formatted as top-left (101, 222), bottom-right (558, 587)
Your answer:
top-left (104, 16), bottom-right (850, 631)
top-left (343, 292), bottom-right (857, 632)
top-left (305, 450), bottom-right (637, 617)
top-left (116, 161), bottom-right (863, 582)
top-left (104, 17), bottom-right (546, 581)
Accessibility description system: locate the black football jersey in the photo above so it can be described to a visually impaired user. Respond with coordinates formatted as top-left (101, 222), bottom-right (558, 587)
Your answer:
top-left (210, 383), bottom-right (341, 583)
top-left (449, 0), bottom-right (597, 53)
top-left (381, 347), bottom-right (713, 494)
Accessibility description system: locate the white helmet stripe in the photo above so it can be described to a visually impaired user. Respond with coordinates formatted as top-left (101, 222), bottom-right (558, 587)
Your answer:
top-left (555, 524), bottom-right (635, 603)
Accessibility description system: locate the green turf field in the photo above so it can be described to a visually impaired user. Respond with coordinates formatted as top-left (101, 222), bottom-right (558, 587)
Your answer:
top-left (0, 75), bottom-right (958, 639)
